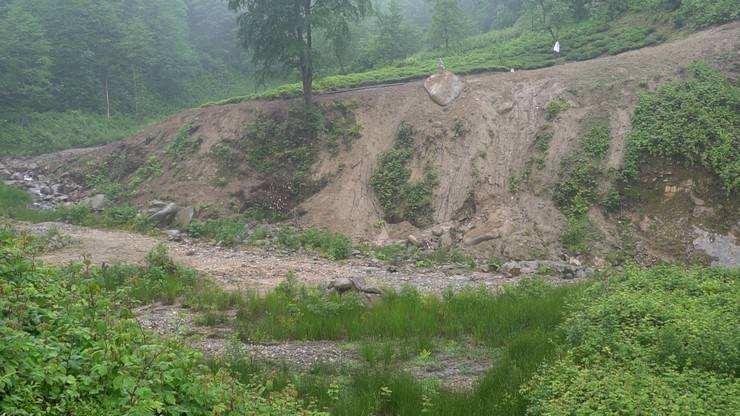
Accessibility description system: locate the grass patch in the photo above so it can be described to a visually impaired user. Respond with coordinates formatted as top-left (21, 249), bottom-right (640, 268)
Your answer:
top-left (0, 111), bottom-right (144, 156)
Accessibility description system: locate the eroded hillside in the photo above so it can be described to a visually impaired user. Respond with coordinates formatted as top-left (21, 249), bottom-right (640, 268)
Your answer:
top-left (7, 21), bottom-right (739, 264)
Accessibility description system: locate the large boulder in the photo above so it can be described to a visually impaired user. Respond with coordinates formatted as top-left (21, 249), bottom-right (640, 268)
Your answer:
top-left (148, 202), bottom-right (179, 226)
top-left (79, 194), bottom-right (109, 211)
top-left (424, 70), bottom-right (463, 106)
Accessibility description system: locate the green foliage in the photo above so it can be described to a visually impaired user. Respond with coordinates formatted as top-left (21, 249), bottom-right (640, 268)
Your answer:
top-left (371, 122), bottom-right (437, 226)
top-left (227, 0), bottom-right (371, 106)
top-left (429, 0), bottom-right (468, 50)
top-left (188, 217), bottom-right (249, 247)
top-left (127, 157), bottom-right (163, 190)
top-left (675, 0), bottom-right (740, 27)
top-left (560, 215), bottom-right (598, 255)
top-left (168, 123), bottom-right (202, 161)
top-left (0, 111), bottom-right (142, 156)
top-left (0, 3), bottom-right (50, 112)
top-left (277, 228), bottom-right (354, 260)
top-left (545, 98), bottom-right (569, 120)
top-left (0, 231), bottom-right (324, 416)
top-left (623, 62), bottom-right (739, 194)
top-left (206, 14), bottom-right (673, 107)
top-left (526, 265), bottom-right (740, 415)
top-left (554, 124), bottom-right (611, 216)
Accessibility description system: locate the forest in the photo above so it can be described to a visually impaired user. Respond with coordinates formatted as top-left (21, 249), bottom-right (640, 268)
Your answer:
top-left (1, 0), bottom-right (737, 153)
top-left (1, 0), bottom-right (739, 415)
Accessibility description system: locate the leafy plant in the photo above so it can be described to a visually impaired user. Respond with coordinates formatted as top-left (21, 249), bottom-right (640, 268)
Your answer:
top-left (526, 265), bottom-right (740, 415)
top-left (370, 122), bottom-right (437, 226)
top-left (623, 62), bottom-right (739, 194)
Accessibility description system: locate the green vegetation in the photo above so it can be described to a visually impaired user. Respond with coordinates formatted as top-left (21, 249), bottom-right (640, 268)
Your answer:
top-left (0, 112), bottom-right (143, 156)
top-left (370, 122), bottom-right (437, 226)
top-left (554, 123), bottom-right (610, 216)
top-left (553, 123), bottom-right (610, 254)
top-left (240, 102), bottom-right (361, 212)
top-left (3, 224), bottom-right (739, 415)
top-left (623, 62), bottom-right (739, 194)
top-left (527, 265), bottom-right (740, 414)
top-left (0, 230), bottom-right (323, 415)
top-left (188, 215), bottom-right (353, 260)
top-left (167, 123), bottom-right (202, 161)
top-left (545, 99), bottom-right (569, 120)
top-left (0, 183), bottom-right (153, 232)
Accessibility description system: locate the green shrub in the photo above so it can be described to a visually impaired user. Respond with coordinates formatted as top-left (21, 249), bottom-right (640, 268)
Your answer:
top-left (168, 123), bottom-right (202, 160)
top-left (277, 228), bottom-right (353, 260)
top-left (102, 205), bottom-right (139, 227)
top-left (546, 99), bottom-right (569, 120)
top-left (560, 216), bottom-right (598, 255)
top-left (554, 124), bottom-right (611, 216)
top-left (675, 0), bottom-right (740, 27)
top-left (0, 231), bottom-right (324, 416)
top-left (623, 62), bottom-right (739, 194)
top-left (526, 265), bottom-right (740, 415)
top-left (370, 122), bottom-right (437, 226)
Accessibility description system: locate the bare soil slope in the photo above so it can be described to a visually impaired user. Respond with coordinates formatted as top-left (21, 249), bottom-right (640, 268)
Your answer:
top-left (16, 22), bottom-right (740, 261)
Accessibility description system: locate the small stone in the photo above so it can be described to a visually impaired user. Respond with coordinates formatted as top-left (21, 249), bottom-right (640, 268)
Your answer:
top-left (40, 186), bottom-right (52, 195)
top-left (166, 230), bottom-right (182, 241)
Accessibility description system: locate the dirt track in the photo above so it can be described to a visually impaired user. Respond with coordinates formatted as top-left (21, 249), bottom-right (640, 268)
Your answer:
top-left (20, 221), bottom-right (561, 294)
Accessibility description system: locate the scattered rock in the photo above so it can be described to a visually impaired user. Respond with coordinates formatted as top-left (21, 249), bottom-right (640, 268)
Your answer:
top-left (80, 194), bottom-right (109, 211)
top-left (40, 186), bottom-right (52, 195)
top-left (166, 230), bottom-right (182, 241)
top-left (329, 278), bottom-right (356, 293)
top-left (463, 233), bottom-right (497, 247)
top-left (502, 262), bottom-right (522, 277)
top-left (424, 70), bottom-right (463, 106)
top-left (407, 234), bottom-right (421, 247)
top-left (175, 206), bottom-right (195, 229)
top-left (149, 202), bottom-right (179, 226)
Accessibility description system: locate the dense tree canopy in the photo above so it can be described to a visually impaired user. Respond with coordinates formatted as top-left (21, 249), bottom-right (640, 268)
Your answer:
top-left (227, 0), bottom-right (372, 108)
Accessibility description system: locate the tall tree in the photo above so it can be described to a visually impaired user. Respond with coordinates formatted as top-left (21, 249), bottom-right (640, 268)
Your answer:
top-left (227, 0), bottom-right (372, 109)
top-left (373, 0), bottom-right (419, 64)
top-left (428, 0), bottom-right (467, 51)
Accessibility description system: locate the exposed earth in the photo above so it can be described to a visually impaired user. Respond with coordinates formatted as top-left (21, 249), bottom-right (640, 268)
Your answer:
top-left (3, 22), bottom-right (739, 264)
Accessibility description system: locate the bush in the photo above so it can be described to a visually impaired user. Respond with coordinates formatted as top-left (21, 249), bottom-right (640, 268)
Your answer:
top-left (0, 231), bottom-right (325, 416)
top-left (526, 265), bottom-right (740, 415)
top-left (623, 62), bottom-right (739, 194)
top-left (370, 122), bottom-right (437, 226)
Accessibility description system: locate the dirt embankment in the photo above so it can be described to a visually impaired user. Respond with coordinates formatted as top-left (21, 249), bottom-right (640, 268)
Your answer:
top-left (6, 22), bottom-right (739, 263)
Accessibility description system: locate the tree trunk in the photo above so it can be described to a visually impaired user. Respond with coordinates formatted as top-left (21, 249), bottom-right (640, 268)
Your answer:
top-left (104, 78), bottom-right (110, 119)
top-left (301, 0), bottom-right (313, 110)
top-left (132, 67), bottom-right (138, 115)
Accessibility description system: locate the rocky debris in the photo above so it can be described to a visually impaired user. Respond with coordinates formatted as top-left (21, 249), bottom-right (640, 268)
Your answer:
top-left (80, 194), bottom-right (109, 211)
top-left (501, 260), bottom-right (592, 280)
top-left (147, 200), bottom-right (168, 213)
top-left (463, 233), bottom-right (497, 247)
top-left (327, 275), bottom-right (383, 296)
top-left (166, 229), bottom-right (183, 241)
top-left (692, 226), bottom-right (740, 266)
top-left (1, 161), bottom-right (84, 210)
top-left (149, 202), bottom-right (179, 225)
top-left (175, 206), bottom-right (195, 229)
top-left (424, 70), bottom-right (463, 106)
